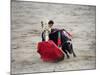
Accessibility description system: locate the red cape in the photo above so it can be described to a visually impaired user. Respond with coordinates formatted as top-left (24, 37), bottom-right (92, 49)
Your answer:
top-left (37, 40), bottom-right (64, 62)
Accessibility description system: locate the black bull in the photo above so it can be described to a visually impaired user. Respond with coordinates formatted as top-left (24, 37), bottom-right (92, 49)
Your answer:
top-left (42, 29), bottom-right (76, 58)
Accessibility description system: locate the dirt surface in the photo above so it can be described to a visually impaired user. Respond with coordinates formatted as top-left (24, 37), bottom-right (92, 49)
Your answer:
top-left (11, 1), bottom-right (96, 74)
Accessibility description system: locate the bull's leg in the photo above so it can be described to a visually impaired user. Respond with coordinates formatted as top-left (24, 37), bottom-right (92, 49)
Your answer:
top-left (62, 47), bottom-right (70, 58)
top-left (72, 50), bottom-right (76, 57)
top-left (70, 44), bottom-right (76, 57)
top-left (66, 52), bottom-right (70, 59)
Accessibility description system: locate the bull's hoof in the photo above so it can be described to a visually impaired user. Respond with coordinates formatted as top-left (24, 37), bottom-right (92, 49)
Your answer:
top-left (73, 54), bottom-right (77, 57)
top-left (67, 55), bottom-right (70, 59)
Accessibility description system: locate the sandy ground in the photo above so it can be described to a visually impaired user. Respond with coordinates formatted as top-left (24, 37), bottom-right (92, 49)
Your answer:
top-left (11, 1), bottom-right (96, 74)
